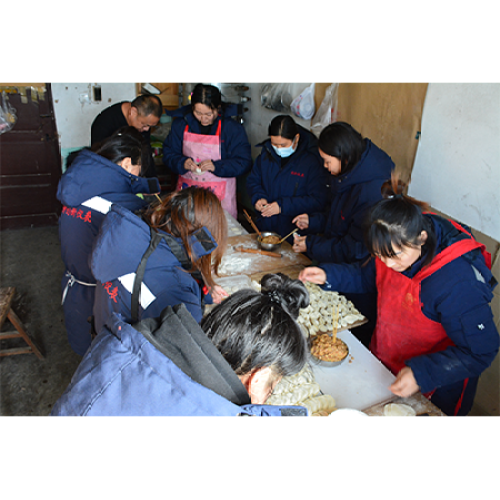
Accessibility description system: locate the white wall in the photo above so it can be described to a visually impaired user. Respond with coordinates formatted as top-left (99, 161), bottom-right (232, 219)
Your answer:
top-left (51, 83), bottom-right (136, 169)
top-left (408, 83), bottom-right (500, 241)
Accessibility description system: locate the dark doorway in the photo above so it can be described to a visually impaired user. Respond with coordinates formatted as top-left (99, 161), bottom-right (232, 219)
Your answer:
top-left (0, 84), bottom-right (62, 230)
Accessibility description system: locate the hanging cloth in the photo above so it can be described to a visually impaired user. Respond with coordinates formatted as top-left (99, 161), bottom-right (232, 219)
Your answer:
top-left (177, 120), bottom-right (237, 219)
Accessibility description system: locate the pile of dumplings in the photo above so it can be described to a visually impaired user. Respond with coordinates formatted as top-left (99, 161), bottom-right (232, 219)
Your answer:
top-left (298, 282), bottom-right (365, 337)
top-left (266, 364), bottom-right (336, 416)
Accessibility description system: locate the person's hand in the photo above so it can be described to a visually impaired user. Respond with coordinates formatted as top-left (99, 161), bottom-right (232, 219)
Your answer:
top-left (255, 199), bottom-right (268, 212)
top-left (389, 367), bottom-right (420, 398)
top-left (298, 267), bottom-right (326, 285)
top-left (184, 158), bottom-right (198, 172)
top-left (210, 285), bottom-right (229, 304)
top-left (292, 213), bottom-right (309, 230)
top-left (199, 159), bottom-right (215, 173)
top-left (292, 233), bottom-right (307, 253)
top-left (261, 202), bottom-right (280, 217)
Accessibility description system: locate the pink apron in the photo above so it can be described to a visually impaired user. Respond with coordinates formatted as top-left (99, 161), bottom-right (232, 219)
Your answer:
top-left (177, 120), bottom-right (237, 219)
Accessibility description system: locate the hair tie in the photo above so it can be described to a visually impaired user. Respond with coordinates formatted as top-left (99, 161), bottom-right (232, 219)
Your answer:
top-left (267, 290), bottom-right (281, 304)
top-left (389, 193), bottom-right (404, 200)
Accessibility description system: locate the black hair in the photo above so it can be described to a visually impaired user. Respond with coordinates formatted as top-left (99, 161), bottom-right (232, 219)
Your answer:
top-left (191, 83), bottom-right (222, 111)
top-left (131, 94), bottom-right (163, 118)
top-left (318, 122), bottom-right (366, 174)
top-left (268, 115), bottom-right (299, 140)
top-left (364, 174), bottom-right (436, 268)
top-left (91, 126), bottom-right (147, 171)
top-left (200, 273), bottom-right (309, 378)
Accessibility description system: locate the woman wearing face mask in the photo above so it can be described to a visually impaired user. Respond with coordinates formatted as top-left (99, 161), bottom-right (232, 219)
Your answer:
top-left (246, 115), bottom-right (328, 242)
top-left (162, 83), bottom-right (252, 219)
top-left (299, 174), bottom-right (499, 416)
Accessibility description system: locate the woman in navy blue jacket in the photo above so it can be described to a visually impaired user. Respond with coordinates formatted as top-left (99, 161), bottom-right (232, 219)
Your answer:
top-left (51, 273), bottom-right (310, 416)
top-left (246, 115), bottom-right (328, 242)
top-left (292, 122), bottom-right (394, 346)
top-left (57, 127), bottom-right (160, 356)
top-left (299, 176), bottom-right (499, 416)
top-left (162, 84), bottom-right (252, 219)
top-left (91, 187), bottom-right (228, 334)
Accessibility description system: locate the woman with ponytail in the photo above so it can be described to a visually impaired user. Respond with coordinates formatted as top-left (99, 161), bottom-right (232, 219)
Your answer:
top-left (90, 186), bottom-right (228, 335)
top-left (299, 173), bottom-right (499, 415)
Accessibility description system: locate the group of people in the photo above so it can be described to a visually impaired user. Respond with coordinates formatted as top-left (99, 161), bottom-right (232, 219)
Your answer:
top-left (53, 83), bottom-right (499, 416)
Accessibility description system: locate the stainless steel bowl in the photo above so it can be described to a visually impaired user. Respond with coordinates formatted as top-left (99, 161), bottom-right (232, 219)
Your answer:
top-left (257, 231), bottom-right (282, 252)
top-left (310, 337), bottom-right (349, 367)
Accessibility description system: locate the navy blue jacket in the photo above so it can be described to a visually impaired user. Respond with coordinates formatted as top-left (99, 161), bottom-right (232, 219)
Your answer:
top-left (319, 214), bottom-right (499, 396)
top-left (246, 129), bottom-right (328, 240)
top-left (51, 305), bottom-right (307, 416)
top-left (57, 149), bottom-right (160, 355)
top-left (162, 105), bottom-right (252, 178)
top-left (306, 139), bottom-right (394, 263)
top-left (90, 204), bottom-right (212, 334)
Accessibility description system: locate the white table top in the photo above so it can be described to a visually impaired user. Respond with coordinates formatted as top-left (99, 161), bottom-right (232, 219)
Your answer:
top-left (310, 329), bottom-right (396, 411)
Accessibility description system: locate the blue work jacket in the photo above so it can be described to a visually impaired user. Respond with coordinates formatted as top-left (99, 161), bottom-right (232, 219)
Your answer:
top-left (246, 129), bottom-right (328, 240)
top-left (90, 204), bottom-right (213, 334)
top-left (51, 305), bottom-right (307, 416)
top-left (306, 139), bottom-right (394, 263)
top-left (57, 148), bottom-right (160, 355)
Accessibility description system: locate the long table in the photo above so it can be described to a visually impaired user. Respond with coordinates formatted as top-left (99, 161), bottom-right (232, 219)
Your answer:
top-left (218, 232), bottom-right (445, 416)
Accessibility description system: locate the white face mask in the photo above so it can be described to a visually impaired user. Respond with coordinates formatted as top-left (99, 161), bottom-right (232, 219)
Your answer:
top-left (273, 144), bottom-right (295, 158)
top-left (272, 136), bottom-right (298, 158)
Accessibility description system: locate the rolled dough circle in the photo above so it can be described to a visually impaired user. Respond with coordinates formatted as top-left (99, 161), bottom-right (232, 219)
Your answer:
top-left (383, 403), bottom-right (417, 416)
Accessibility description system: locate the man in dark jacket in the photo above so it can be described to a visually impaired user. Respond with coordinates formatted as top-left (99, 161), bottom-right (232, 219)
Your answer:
top-left (91, 94), bottom-right (163, 177)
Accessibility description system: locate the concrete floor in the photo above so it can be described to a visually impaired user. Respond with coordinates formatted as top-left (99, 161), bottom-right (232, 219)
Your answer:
top-left (0, 225), bottom-right (81, 416)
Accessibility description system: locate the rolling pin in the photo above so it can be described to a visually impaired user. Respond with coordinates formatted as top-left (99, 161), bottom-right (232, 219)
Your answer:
top-left (234, 246), bottom-right (282, 258)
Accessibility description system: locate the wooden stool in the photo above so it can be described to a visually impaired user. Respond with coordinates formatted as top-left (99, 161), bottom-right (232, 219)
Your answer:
top-left (0, 287), bottom-right (44, 359)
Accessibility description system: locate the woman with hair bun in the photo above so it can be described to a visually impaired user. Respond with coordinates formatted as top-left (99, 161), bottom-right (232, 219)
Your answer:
top-left (51, 273), bottom-right (310, 416)
top-left (299, 173), bottom-right (499, 416)
top-left (90, 186), bottom-right (228, 335)
top-left (162, 83), bottom-right (252, 218)
top-left (57, 126), bottom-right (161, 356)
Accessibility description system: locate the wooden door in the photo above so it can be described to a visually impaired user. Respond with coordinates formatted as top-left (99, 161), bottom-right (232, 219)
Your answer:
top-left (0, 84), bottom-right (62, 230)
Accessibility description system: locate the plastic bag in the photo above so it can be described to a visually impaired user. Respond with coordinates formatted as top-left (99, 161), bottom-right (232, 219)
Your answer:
top-left (290, 83), bottom-right (316, 120)
top-left (0, 92), bottom-right (17, 135)
top-left (311, 83), bottom-right (339, 137)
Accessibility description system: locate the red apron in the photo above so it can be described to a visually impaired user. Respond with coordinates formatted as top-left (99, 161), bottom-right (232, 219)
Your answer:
top-left (370, 222), bottom-right (488, 411)
top-left (177, 120), bottom-right (237, 219)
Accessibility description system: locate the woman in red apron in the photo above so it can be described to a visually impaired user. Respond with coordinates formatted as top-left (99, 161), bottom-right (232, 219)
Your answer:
top-left (162, 84), bottom-right (252, 220)
top-left (299, 174), bottom-right (499, 415)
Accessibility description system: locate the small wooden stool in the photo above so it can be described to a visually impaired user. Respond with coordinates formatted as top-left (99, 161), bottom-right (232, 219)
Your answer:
top-left (0, 287), bottom-right (44, 359)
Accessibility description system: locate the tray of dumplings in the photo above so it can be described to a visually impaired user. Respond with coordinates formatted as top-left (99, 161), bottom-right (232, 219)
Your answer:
top-left (298, 281), bottom-right (367, 337)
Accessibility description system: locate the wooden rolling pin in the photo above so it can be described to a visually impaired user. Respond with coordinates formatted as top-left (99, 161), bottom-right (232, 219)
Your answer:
top-left (234, 246), bottom-right (282, 258)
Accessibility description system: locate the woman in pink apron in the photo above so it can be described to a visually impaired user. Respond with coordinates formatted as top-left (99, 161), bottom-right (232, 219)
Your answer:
top-left (162, 84), bottom-right (252, 219)
top-left (299, 174), bottom-right (499, 415)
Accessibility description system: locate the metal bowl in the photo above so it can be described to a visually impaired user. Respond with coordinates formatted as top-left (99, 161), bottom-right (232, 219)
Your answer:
top-left (257, 231), bottom-right (282, 252)
top-left (309, 336), bottom-right (349, 367)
